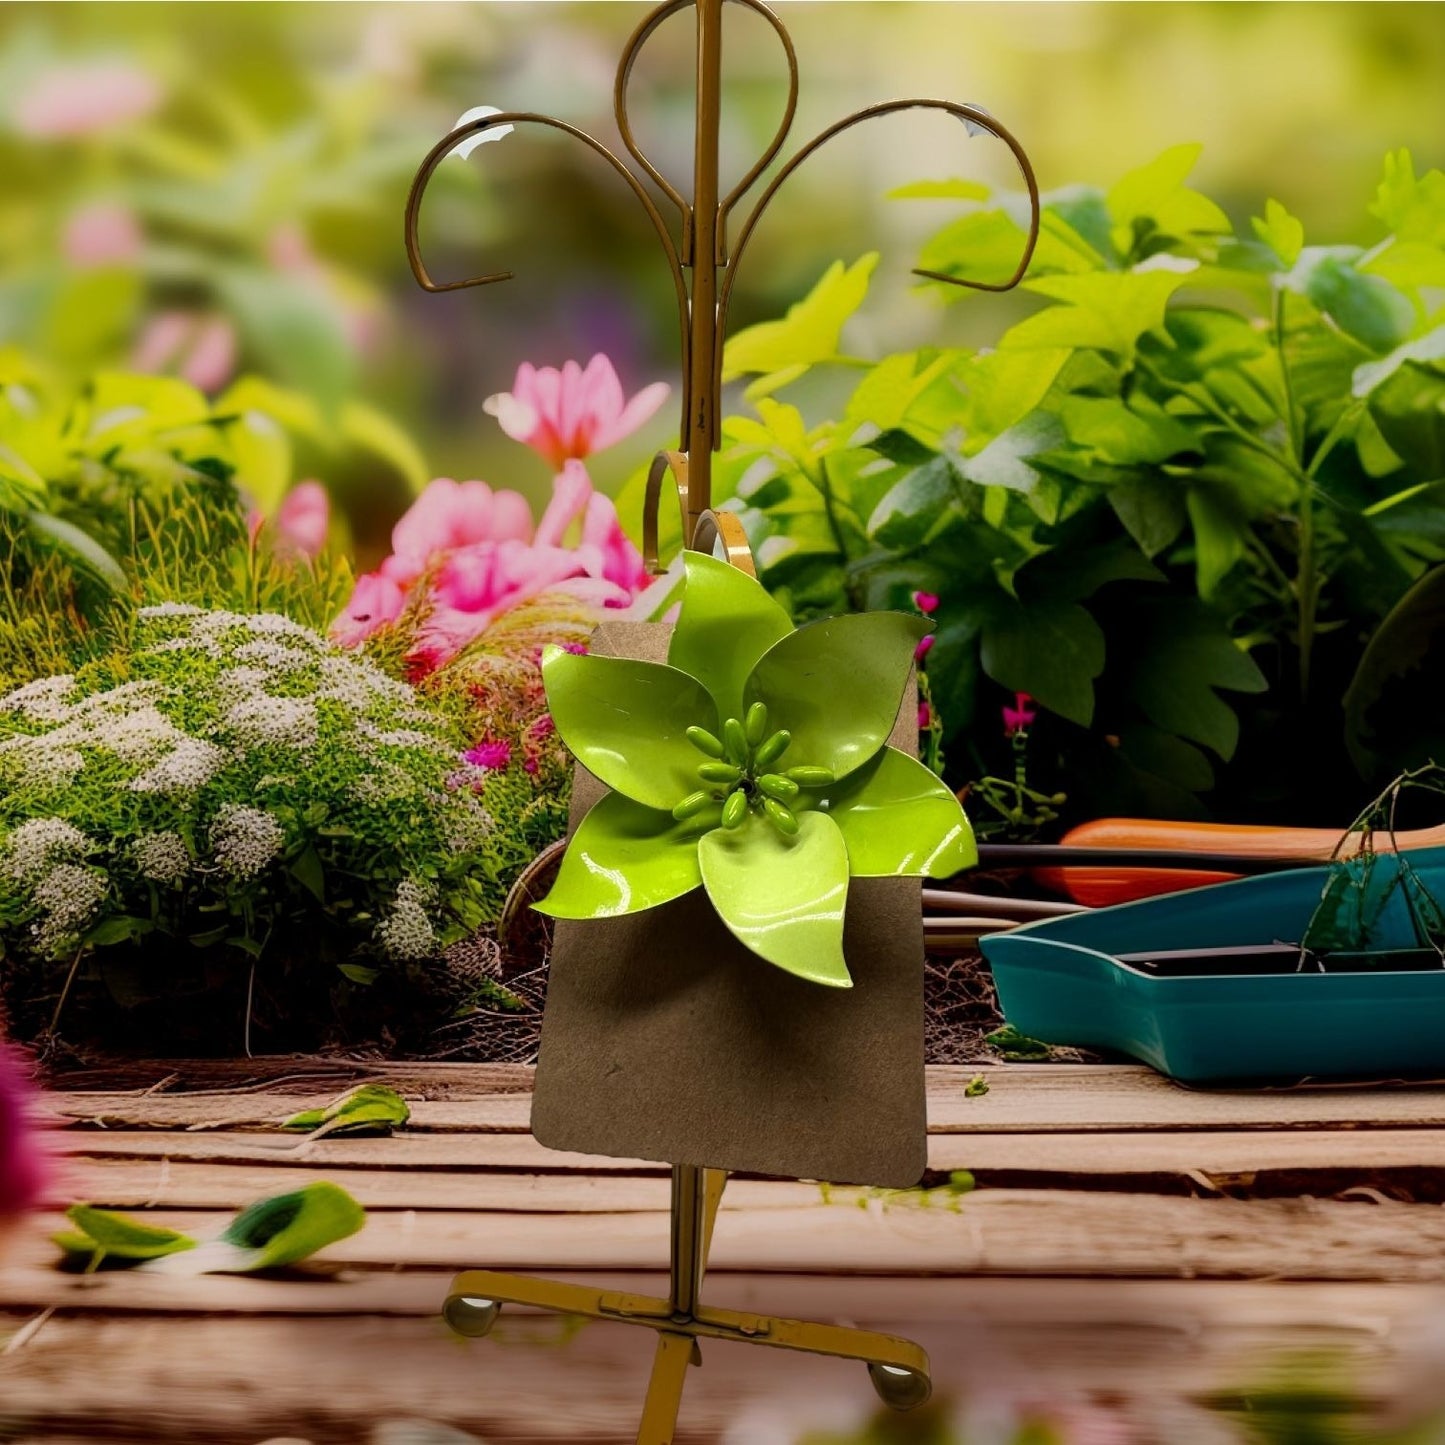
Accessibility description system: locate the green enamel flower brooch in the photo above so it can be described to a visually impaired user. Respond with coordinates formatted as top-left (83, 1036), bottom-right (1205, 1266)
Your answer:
top-left (534, 552), bottom-right (976, 987)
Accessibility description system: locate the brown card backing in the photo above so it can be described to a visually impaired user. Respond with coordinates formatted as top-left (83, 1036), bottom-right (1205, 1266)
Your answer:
top-left (529, 621), bottom-right (927, 1188)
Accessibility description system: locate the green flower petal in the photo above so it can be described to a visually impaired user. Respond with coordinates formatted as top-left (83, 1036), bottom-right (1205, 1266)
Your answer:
top-left (824, 746), bottom-right (977, 878)
top-left (744, 612), bottom-right (929, 783)
top-left (535, 792), bottom-right (705, 918)
top-left (667, 551), bottom-right (795, 721)
top-left (542, 646), bottom-right (718, 810)
top-left (698, 809), bottom-right (852, 988)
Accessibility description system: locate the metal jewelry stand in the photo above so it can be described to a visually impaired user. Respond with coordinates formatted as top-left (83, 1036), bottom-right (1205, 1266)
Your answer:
top-left (405, 3), bottom-right (1039, 1439)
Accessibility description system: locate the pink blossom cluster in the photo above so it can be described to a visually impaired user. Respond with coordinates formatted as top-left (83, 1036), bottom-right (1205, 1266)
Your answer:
top-left (334, 357), bottom-right (663, 765)
top-left (0, 1045), bottom-right (46, 1220)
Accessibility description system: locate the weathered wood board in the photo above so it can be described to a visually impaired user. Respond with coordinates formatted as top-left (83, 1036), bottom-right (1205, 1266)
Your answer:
top-left (4, 1060), bottom-right (1445, 1442)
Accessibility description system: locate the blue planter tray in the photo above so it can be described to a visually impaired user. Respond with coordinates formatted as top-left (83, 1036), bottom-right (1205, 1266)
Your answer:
top-left (979, 847), bottom-right (1445, 1084)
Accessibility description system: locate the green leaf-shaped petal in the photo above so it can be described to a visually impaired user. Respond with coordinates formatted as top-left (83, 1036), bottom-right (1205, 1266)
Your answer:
top-left (55, 1205), bottom-right (197, 1264)
top-left (698, 809), bottom-right (851, 987)
top-left (542, 647), bottom-right (717, 810)
top-left (744, 612), bottom-right (928, 783)
top-left (824, 746), bottom-right (977, 878)
top-left (217, 1182), bottom-right (366, 1271)
top-left (667, 551), bottom-right (795, 721)
top-left (535, 791), bottom-right (705, 919)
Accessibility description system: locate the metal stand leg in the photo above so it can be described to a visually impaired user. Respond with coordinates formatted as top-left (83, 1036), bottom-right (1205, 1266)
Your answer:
top-left (442, 1160), bottom-right (931, 1436)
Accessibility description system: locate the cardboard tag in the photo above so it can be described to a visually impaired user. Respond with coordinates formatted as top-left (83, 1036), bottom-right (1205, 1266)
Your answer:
top-left (530, 622), bottom-right (927, 1188)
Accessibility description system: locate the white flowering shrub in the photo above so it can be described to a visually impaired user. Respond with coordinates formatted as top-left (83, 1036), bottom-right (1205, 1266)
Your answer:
top-left (0, 607), bottom-right (506, 1003)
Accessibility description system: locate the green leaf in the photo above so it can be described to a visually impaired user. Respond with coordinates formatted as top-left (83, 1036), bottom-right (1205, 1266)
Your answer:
top-left (985, 1024), bottom-right (1051, 1061)
top-left (1251, 198), bottom-right (1305, 267)
top-left (1123, 598), bottom-right (1267, 759)
top-left (1352, 326), bottom-right (1445, 398)
top-left (1366, 362), bottom-right (1445, 477)
top-left (1007, 269), bottom-right (1193, 358)
top-left (337, 963), bottom-right (380, 986)
top-left (960, 412), bottom-right (1066, 492)
top-left (980, 598), bottom-right (1104, 726)
top-left (87, 372), bottom-right (211, 439)
top-left (84, 916), bottom-right (153, 947)
top-left (215, 1182), bottom-right (366, 1271)
top-left (1369, 149), bottom-right (1445, 245)
top-left (281, 1084), bottom-right (410, 1137)
top-left (290, 845), bottom-right (326, 904)
top-left (1286, 249), bottom-right (1414, 354)
top-left (667, 551), bottom-right (795, 722)
top-left (824, 745), bottom-right (976, 878)
top-left (866, 456), bottom-right (964, 549)
top-left (23, 511), bottom-right (128, 592)
top-left (534, 791), bottom-right (704, 920)
top-left (958, 348), bottom-right (1070, 439)
top-left (887, 178), bottom-right (991, 201)
top-left (541, 648), bottom-right (718, 812)
top-left (722, 254), bottom-right (878, 387)
top-left (745, 612), bottom-right (929, 783)
top-left (55, 1205), bottom-right (197, 1264)
top-left (1106, 144), bottom-right (1230, 246)
top-left (698, 809), bottom-right (851, 987)
top-left (1058, 394), bottom-right (1197, 466)
top-left (1110, 476), bottom-right (1188, 556)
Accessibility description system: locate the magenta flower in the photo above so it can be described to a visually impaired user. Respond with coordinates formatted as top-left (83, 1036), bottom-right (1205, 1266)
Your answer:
top-left (913, 591), bottom-right (940, 615)
top-left (1003, 691), bottom-right (1038, 737)
top-left (913, 634), bottom-right (934, 662)
top-left (333, 463), bottom-right (649, 666)
top-left (1, 1045), bottom-right (46, 1220)
top-left (12, 60), bottom-right (161, 138)
top-left (484, 355), bottom-right (669, 468)
top-left (332, 572), bottom-right (407, 648)
top-left (463, 739), bottom-right (512, 772)
top-left (918, 702), bottom-right (932, 730)
top-left (62, 201), bottom-right (143, 269)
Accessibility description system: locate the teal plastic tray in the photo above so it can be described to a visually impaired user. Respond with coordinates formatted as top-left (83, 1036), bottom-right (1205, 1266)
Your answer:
top-left (979, 847), bottom-right (1445, 1083)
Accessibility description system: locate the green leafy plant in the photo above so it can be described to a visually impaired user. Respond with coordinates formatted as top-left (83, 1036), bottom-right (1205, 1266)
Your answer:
top-left (0, 604), bottom-right (519, 1038)
top-left (535, 551), bottom-right (976, 987)
top-left (653, 147), bottom-right (1445, 825)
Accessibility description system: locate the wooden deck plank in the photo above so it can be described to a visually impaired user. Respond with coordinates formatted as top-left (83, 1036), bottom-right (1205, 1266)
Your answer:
top-left (47, 1063), bottom-right (1445, 1134)
top-left (0, 1298), bottom-right (1421, 1443)
top-left (15, 1189), bottom-right (1445, 1282)
top-left (51, 1128), bottom-right (1445, 1214)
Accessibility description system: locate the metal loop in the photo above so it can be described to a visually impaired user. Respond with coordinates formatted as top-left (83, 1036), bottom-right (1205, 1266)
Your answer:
top-left (642, 449), bottom-right (691, 575)
top-left (715, 99), bottom-right (1041, 432)
top-left (615, 0), bottom-right (798, 266)
top-left (403, 110), bottom-right (694, 439)
top-left (690, 507), bottom-right (757, 576)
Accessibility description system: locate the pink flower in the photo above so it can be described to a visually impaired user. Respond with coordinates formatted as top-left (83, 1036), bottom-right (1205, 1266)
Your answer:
top-left (332, 571), bottom-right (406, 647)
top-left (484, 355), bottom-right (669, 468)
top-left (914, 634), bottom-right (934, 663)
top-left (131, 311), bottom-right (237, 393)
top-left (913, 591), bottom-right (940, 614)
top-left (274, 482), bottom-right (330, 559)
top-left (462, 739), bottom-right (512, 771)
top-left (383, 478), bottom-right (534, 588)
top-left (918, 702), bottom-right (932, 730)
top-left (1003, 691), bottom-right (1037, 737)
top-left (62, 201), bottom-right (142, 269)
top-left (0, 1045), bottom-right (47, 1219)
top-left (13, 60), bottom-right (161, 138)
top-left (529, 714), bottom-right (556, 739)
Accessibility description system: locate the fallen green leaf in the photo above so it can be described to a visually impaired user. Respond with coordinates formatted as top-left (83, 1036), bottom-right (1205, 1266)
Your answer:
top-left (985, 1024), bottom-right (1052, 1061)
top-left (281, 1083), bottom-right (411, 1137)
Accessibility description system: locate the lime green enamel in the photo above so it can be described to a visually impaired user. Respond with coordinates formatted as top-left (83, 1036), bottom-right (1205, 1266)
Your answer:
top-left (686, 725), bottom-right (726, 759)
top-left (534, 791), bottom-right (704, 919)
top-left (753, 729), bottom-right (791, 769)
top-left (667, 551), bottom-right (795, 721)
top-left (541, 645), bottom-right (717, 812)
top-left (697, 810), bottom-right (852, 988)
top-left (825, 746), bottom-right (977, 878)
top-left (744, 612), bottom-right (930, 784)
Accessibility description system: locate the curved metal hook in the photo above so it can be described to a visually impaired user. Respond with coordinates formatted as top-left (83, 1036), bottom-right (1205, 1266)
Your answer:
top-left (614, 0), bottom-right (799, 265)
top-left (642, 449), bottom-right (691, 575)
top-left (404, 110), bottom-right (695, 439)
top-left (716, 99), bottom-right (1041, 428)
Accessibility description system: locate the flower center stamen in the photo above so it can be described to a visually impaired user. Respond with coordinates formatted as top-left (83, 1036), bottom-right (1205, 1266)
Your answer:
top-left (674, 706), bottom-right (834, 835)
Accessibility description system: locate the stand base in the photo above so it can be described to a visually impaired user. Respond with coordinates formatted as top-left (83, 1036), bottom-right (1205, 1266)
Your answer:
top-left (441, 1167), bottom-right (931, 1443)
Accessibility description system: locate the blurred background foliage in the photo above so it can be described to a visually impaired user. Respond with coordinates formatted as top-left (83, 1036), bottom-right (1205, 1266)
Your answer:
top-left (2, 0), bottom-right (1442, 571)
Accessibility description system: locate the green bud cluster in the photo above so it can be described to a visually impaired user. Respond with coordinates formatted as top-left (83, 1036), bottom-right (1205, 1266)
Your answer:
top-left (673, 703), bottom-right (835, 837)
